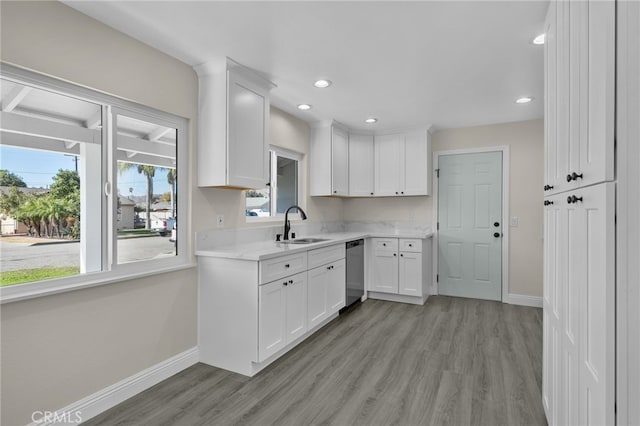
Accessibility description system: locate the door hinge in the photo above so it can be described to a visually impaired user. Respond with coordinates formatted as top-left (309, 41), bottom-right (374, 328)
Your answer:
top-left (435, 168), bottom-right (440, 178)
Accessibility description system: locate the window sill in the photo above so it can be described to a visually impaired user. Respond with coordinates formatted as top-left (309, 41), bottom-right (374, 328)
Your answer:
top-left (0, 262), bottom-right (197, 304)
top-left (246, 214), bottom-right (302, 224)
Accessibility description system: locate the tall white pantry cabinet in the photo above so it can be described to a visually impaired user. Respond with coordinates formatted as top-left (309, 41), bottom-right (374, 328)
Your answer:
top-left (542, 1), bottom-right (616, 425)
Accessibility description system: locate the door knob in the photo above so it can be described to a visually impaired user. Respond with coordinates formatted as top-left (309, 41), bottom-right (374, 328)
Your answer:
top-left (493, 232), bottom-right (501, 238)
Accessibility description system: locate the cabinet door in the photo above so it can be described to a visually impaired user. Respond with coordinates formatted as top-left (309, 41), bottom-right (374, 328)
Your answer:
top-left (579, 0), bottom-right (614, 187)
top-left (307, 266), bottom-right (328, 329)
top-left (285, 272), bottom-right (307, 344)
top-left (227, 70), bottom-right (269, 189)
top-left (258, 280), bottom-right (286, 362)
top-left (327, 259), bottom-right (346, 313)
top-left (574, 183), bottom-right (615, 426)
top-left (403, 130), bottom-right (430, 196)
top-left (374, 134), bottom-right (403, 196)
top-left (371, 249), bottom-right (399, 293)
top-left (348, 133), bottom-right (375, 196)
top-left (331, 126), bottom-right (349, 196)
top-left (544, 0), bottom-right (558, 197)
top-left (543, 191), bottom-right (564, 425)
top-left (398, 251), bottom-right (422, 297)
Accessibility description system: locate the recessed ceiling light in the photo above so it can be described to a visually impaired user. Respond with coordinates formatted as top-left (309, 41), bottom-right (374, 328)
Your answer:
top-left (297, 104), bottom-right (312, 111)
top-left (314, 80), bottom-right (332, 88)
top-left (365, 118), bottom-right (378, 124)
top-left (515, 97), bottom-right (534, 104)
top-left (532, 34), bottom-right (546, 45)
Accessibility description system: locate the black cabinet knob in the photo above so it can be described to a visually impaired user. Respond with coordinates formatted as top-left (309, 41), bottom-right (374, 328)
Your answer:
top-left (395, 191), bottom-right (399, 195)
top-left (567, 172), bottom-right (584, 182)
top-left (544, 185), bottom-right (555, 191)
top-left (283, 282), bottom-right (288, 286)
top-left (284, 264), bottom-right (290, 268)
top-left (493, 222), bottom-right (500, 227)
top-left (334, 190), bottom-right (337, 194)
top-left (370, 192), bottom-right (374, 195)
top-left (401, 191), bottom-right (404, 194)
top-left (544, 200), bottom-right (554, 206)
top-left (393, 253), bottom-right (397, 257)
top-left (493, 232), bottom-right (501, 238)
top-left (567, 195), bottom-right (583, 204)
top-left (408, 244), bottom-right (413, 247)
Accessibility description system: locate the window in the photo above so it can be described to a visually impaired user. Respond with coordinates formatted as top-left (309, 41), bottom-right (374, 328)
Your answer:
top-left (245, 148), bottom-right (302, 219)
top-left (0, 64), bottom-right (188, 300)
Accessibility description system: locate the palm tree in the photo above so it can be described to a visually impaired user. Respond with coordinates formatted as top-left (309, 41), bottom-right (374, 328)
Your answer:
top-left (118, 163), bottom-right (159, 230)
top-left (167, 168), bottom-right (176, 218)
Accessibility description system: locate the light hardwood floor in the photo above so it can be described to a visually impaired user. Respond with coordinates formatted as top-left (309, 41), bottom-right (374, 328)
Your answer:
top-left (85, 296), bottom-right (546, 426)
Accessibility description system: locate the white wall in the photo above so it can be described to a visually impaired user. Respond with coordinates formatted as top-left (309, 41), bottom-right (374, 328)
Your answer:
top-left (343, 119), bottom-right (544, 297)
top-left (0, 3), bottom-right (341, 424)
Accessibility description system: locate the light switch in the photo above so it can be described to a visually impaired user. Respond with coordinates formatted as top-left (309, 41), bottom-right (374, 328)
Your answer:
top-left (510, 216), bottom-right (519, 227)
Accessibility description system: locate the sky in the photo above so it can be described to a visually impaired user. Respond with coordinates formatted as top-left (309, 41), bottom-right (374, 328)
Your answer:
top-left (0, 146), bottom-right (172, 196)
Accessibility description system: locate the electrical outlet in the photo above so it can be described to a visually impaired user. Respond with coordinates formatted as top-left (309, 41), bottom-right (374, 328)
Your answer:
top-left (510, 216), bottom-right (519, 227)
top-left (216, 214), bottom-right (224, 228)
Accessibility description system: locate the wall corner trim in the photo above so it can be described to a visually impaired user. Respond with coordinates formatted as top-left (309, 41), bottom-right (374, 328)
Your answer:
top-left (506, 293), bottom-right (543, 308)
top-left (29, 347), bottom-right (199, 426)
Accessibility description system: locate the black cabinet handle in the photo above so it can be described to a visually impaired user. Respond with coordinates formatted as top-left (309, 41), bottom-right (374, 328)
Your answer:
top-left (284, 264), bottom-right (290, 268)
top-left (289, 280), bottom-right (293, 284)
top-left (544, 200), bottom-right (554, 206)
top-left (283, 281), bottom-right (288, 286)
top-left (493, 232), bottom-right (501, 238)
top-left (567, 172), bottom-right (584, 182)
top-left (567, 195), bottom-right (583, 204)
top-left (544, 184), bottom-right (555, 191)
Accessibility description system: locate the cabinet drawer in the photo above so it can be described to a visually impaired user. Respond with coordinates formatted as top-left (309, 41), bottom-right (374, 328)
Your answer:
top-left (308, 244), bottom-right (345, 269)
top-left (400, 239), bottom-right (422, 252)
top-left (260, 252), bottom-right (307, 284)
top-left (372, 238), bottom-right (398, 251)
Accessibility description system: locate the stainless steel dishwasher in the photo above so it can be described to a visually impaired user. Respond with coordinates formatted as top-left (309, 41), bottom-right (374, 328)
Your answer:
top-left (344, 239), bottom-right (365, 310)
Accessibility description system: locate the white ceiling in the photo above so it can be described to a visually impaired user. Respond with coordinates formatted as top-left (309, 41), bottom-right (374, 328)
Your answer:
top-left (63, 1), bottom-right (547, 132)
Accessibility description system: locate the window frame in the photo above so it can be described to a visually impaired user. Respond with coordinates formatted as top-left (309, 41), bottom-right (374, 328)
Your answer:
top-left (0, 63), bottom-right (193, 304)
top-left (246, 146), bottom-right (304, 223)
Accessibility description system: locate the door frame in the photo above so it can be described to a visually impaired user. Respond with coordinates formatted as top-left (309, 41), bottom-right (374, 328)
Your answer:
top-left (432, 146), bottom-right (510, 303)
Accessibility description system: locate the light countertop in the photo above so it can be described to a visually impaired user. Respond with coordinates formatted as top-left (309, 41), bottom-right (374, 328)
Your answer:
top-left (196, 230), bottom-right (433, 261)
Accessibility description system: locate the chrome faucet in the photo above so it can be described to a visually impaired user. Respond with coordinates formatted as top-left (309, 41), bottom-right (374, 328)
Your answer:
top-left (283, 205), bottom-right (307, 240)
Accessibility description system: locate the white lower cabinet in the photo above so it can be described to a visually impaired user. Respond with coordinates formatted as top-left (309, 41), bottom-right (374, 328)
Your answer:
top-left (258, 271), bottom-right (307, 362)
top-left (543, 182), bottom-right (615, 426)
top-left (307, 258), bottom-right (346, 329)
top-left (199, 242), bottom-right (346, 377)
top-left (368, 237), bottom-right (431, 304)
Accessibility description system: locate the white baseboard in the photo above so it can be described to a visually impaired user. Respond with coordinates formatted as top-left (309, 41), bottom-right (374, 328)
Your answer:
top-left (29, 347), bottom-right (199, 426)
top-left (506, 293), bottom-right (543, 308)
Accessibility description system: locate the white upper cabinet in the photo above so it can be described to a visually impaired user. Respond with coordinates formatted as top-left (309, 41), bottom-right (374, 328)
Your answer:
top-left (310, 121), bottom-right (349, 196)
top-left (544, 0), bottom-right (614, 195)
top-left (348, 133), bottom-right (375, 196)
top-left (404, 129), bottom-right (432, 196)
top-left (374, 133), bottom-right (404, 196)
top-left (374, 128), bottom-right (432, 196)
top-left (195, 58), bottom-right (275, 189)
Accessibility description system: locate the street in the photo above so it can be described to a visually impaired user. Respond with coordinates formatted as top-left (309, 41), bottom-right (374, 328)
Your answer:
top-left (0, 236), bottom-right (176, 272)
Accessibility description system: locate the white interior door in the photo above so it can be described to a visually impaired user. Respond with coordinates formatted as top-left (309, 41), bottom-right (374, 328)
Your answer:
top-left (437, 152), bottom-right (502, 301)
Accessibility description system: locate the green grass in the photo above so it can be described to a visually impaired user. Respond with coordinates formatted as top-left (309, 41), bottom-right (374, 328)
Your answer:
top-left (1, 266), bottom-right (80, 286)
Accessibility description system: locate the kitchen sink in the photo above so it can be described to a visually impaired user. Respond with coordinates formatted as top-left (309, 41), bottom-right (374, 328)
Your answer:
top-left (279, 238), bottom-right (329, 244)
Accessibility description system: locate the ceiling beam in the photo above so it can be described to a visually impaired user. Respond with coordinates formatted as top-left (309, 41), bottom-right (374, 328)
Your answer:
top-left (118, 133), bottom-right (175, 159)
top-left (2, 86), bottom-right (32, 113)
top-left (146, 126), bottom-right (171, 142)
top-left (84, 110), bottom-right (102, 129)
top-left (0, 111), bottom-right (100, 144)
